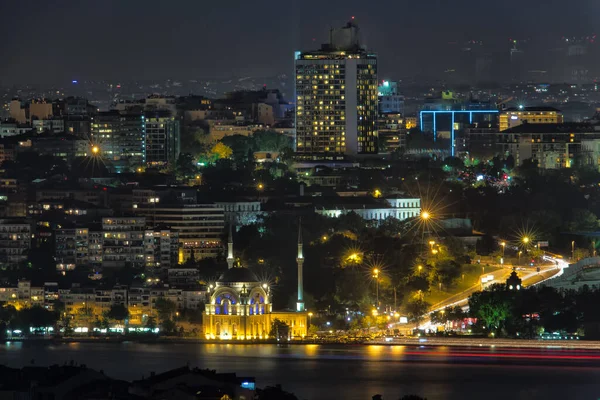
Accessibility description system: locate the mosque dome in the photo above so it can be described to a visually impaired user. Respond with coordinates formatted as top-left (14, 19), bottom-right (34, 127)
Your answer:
top-left (217, 267), bottom-right (259, 284)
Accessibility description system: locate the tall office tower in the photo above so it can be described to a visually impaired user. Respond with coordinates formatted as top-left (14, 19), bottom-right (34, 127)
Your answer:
top-left (91, 111), bottom-right (146, 173)
top-left (144, 110), bottom-right (181, 166)
top-left (295, 21), bottom-right (378, 160)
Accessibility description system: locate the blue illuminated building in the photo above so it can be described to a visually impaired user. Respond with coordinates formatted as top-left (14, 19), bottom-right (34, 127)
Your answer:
top-left (419, 93), bottom-right (499, 156)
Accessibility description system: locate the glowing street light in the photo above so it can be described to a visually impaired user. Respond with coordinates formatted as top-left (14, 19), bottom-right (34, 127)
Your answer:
top-left (518, 250), bottom-right (523, 264)
top-left (421, 211), bottom-right (431, 220)
top-left (91, 145), bottom-right (99, 155)
top-left (373, 189), bottom-right (382, 198)
top-left (418, 265), bottom-right (423, 273)
top-left (257, 183), bottom-right (264, 190)
top-left (372, 268), bottom-right (380, 309)
top-left (522, 236), bottom-right (530, 245)
top-left (500, 241), bottom-right (506, 257)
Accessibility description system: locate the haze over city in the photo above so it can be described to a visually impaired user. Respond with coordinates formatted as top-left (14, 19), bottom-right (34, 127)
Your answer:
top-left (1, 0), bottom-right (599, 84)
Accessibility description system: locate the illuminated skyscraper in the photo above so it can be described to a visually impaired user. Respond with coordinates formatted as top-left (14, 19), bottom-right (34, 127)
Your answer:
top-left (295, 21), bottom-right (378, 160)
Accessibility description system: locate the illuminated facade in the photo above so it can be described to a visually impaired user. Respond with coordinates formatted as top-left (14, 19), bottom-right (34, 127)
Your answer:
top-left (144, 111), bottom-right (181, 166)
top-left (203, 226), bottom-right (308, 340)
top-left (499, 107), bottom-right (563, 132)
top-left (133, 204), bottom-right (224, 260)
top-left (378, 80), bottom-right (404, 115)
top-left (91, 111), bottom-right (146, 173)
top-left (378, 113), bottom-right (406, 152)
top-left (500, 123), bottom-right (600, 169)
top-left (295, 21), bottom-right (378, 160)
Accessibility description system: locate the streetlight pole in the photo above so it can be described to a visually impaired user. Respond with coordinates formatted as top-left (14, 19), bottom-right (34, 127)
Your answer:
top-left (572, 241), bottom-right (575, 261)
top-left (372, 268), bottom-right (380, 310)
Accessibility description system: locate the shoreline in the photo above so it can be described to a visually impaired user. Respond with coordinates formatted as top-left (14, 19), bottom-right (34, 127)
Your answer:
top-left (6, 336), bottom-right (600, 350)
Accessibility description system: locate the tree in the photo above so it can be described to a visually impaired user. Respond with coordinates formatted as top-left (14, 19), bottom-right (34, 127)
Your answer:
top-left (145, 316), bottom-right (157, 330)
top-left (155, 298), bottom-right (177, 322)
top-left (252, 130), bottom-right (293, 152)
top-left (221, 134), bottom-right (252, 165)
top-left (175, 153), bottom-right (197, 179)
top-left (435, 259), bottom-right (462, 288)
top-left (105, 304), bottom-right (129, 323)
top-left (405, 299), bottom-right (431, 329)
top-left (161, 319), bottom-right (176, 335)
top-left (475, 234), bottom-right (496, 256)
top-left (210, 142), bottom-right (233, 161)
top-left (567, 209), bottom-right (598, 232)
top-left (12, 306), bottom-right (58, 333)
top-left (256, 385), bottom-right (298, 400)
top-left (468, 285), bottom-right (512, 335)
top-left (573, 248), bottom-right (590, 261)
top-left (269, 319), bottom-right (290, 340)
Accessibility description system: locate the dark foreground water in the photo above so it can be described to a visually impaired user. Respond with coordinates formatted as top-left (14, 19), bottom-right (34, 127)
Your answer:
top-left (1, 341), bottom-right (600, 400)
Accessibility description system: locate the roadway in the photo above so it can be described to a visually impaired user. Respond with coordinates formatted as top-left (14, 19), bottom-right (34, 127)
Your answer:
top-left (429, 259), bottom-right (565, 313)
top-left (412, 255), bottom-right (568, 331)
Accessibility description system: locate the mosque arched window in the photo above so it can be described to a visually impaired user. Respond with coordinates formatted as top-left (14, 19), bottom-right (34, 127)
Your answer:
top-left (215, 292), bottom-right (237, 315)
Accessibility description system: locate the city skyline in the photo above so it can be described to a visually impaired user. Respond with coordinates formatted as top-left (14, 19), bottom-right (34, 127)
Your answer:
top-left (1, 0), bottom-right (599, 85)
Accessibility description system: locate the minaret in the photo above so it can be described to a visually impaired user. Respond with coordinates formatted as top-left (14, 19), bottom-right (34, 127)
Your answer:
top-left (227, 223), bottom-right (234, 269)
top-left (296, 219), bottom-right (305, 312)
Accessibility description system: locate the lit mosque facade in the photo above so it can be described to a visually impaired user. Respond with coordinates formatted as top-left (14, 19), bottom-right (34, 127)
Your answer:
top-left (203, 225), bottom-right (308, 340)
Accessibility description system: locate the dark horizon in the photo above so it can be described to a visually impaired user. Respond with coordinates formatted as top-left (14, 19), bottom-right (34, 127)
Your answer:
top-left (1, 0), bottom-right (598, 85)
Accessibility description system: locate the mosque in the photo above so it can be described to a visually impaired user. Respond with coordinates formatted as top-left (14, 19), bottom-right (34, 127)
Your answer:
top-left (203, 224), bottom-right (308, 340)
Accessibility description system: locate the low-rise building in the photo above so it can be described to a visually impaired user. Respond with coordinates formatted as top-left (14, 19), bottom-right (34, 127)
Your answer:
top-left (316, 196), bottom-right (421, 223)
top-left (215, 200), bottom-right (262, 226)
top-left (167, 267), bottom-right (200, 286)
top-left (499, 106), bottom-right (563, 132)
top-left (501, 123), bottom-right (600, 169)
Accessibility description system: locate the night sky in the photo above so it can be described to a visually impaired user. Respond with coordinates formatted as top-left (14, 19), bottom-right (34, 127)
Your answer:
top-left (0, 0), bottom-right (597, 84)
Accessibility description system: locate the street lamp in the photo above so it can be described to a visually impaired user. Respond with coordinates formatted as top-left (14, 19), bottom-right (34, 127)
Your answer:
top-left (500, 242), bottom-right (506, 257)
top-left (572, 241), bottom-right (575, 261)
top-left (518, 250), bottom-right (523, 264)
top-left (308, 312), bottom-right (313, 327)
top-left (421, 211), bottom-right (431, 220)
top-left (522, 236), bottom-right (530, 245)
top-left (418, 265), bottom-right (423, 274)
top-left (91, 145), bottom-right (99, 155)
top-left (372, 268), bottom-right (380, 309)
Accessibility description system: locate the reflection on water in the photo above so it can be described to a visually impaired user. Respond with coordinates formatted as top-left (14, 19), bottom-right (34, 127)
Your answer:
top-left (1, 342), bottom-right (600, 400)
